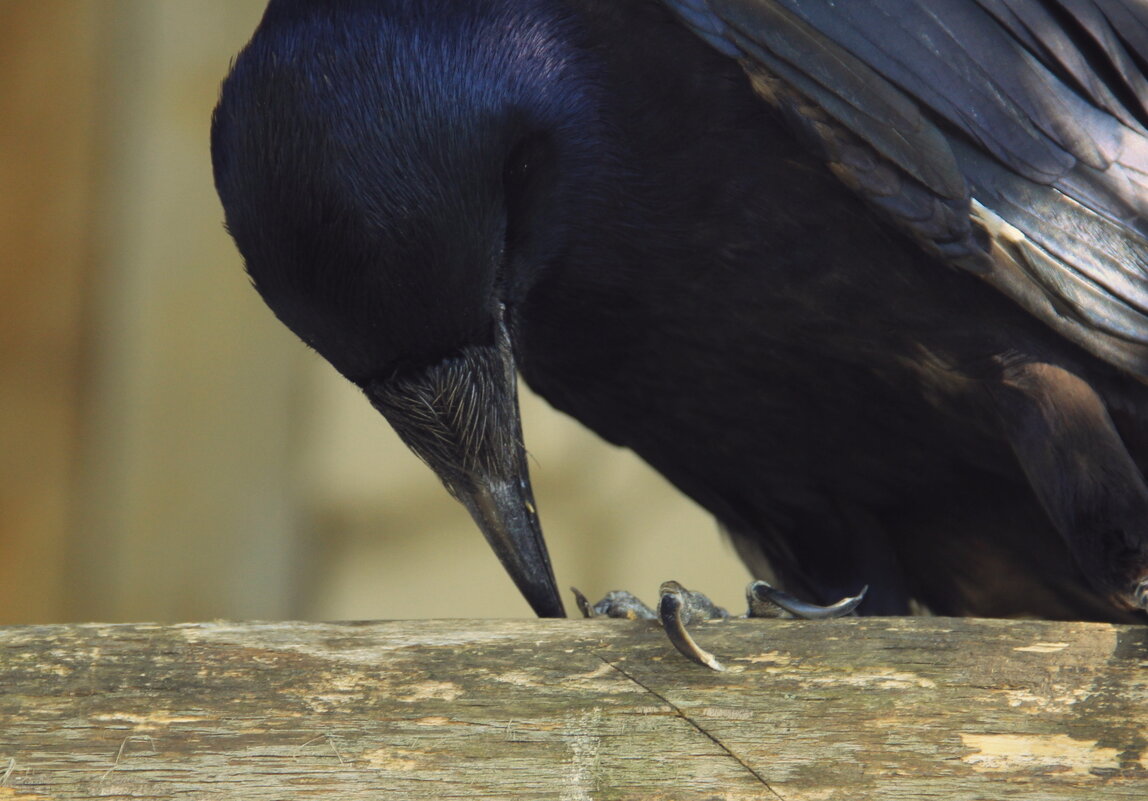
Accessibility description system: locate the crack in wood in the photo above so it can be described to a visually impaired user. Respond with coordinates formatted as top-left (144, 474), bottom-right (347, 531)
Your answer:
top-left (100, 735), bottom-right (156, 781)
top-left (597, 656), bottom-right (785, 800)
top-left (296, 733), bottom-right (349, 765)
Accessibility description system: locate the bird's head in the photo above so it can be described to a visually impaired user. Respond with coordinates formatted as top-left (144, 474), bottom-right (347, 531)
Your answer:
top-left (211, 0), bottom-right (610, 617)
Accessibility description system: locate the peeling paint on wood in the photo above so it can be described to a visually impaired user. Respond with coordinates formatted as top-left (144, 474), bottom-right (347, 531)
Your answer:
top-left (960, 733), bottom-right (1125, 776)
top-left (1, 617), bottom-right (1146, 799)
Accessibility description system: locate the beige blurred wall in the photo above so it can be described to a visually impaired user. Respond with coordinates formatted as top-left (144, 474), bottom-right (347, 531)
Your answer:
top-left (0, 0), bottom-right (749, 625)
top-left (0, 1), bottom-right (100, 622)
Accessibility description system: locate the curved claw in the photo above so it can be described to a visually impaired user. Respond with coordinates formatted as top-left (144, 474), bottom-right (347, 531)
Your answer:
top-left (747, 581), bottom-right (867, 619)
top-left (658, 581), bottom-right (726, 671)
top-left (571, 587), bottom-right (596, 619)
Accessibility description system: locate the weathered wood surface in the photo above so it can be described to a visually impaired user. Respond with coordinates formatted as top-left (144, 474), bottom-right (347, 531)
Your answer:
top-left (1, 617), bottom-right (1146, 799)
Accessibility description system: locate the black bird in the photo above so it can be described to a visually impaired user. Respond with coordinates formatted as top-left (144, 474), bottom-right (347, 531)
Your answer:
top-left (213, 0), bottom-right (1148, 625)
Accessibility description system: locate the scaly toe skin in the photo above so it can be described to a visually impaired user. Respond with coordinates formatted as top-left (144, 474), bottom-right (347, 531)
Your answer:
top-left (658, 581), bottom-right (727, 671)
top-left (572, 587), bottom-right (658, 620)
top-left (659, 580), bottom-right (730, 621)
top-left (746, 581), bottom-right (867, 619)
top-left (744, 580), bottom-right (791, 619)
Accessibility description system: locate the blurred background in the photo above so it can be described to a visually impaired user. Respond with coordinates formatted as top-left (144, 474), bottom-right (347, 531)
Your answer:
top-left (0, 0), bottom-right (749, 624)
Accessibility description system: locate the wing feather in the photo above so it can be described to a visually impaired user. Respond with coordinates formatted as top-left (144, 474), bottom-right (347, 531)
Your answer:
top-left (664, 0), bottom-right (1148, 375)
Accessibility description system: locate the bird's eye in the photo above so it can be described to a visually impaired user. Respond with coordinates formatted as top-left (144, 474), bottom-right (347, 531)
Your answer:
top-left (505, 152), bottom-right (533, 183)
top-left (501, 132), bottom-right (555, 260)
top-left (498, 133), bottom-right (556, 303)
top-left (502, 132), bottom-right (551, 209)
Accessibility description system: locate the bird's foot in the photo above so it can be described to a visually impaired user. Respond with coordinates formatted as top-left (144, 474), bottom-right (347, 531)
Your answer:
top-left (1130, 577), bottom-right (1148, 612)
top-left (573, 580), bottom-right (866, 671)
top-left (572, 587), bottom-right (660, 620)
top-left (1098, 573), bottom-right (1148, 618)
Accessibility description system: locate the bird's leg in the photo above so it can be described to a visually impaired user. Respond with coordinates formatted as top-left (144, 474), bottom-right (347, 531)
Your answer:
top-left (989, 361), bottom-right (1148, 613)
top-left (574, 581), bottom-right (866, 671)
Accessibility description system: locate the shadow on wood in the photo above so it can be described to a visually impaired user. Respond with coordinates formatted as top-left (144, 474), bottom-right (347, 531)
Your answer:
top-left (1, 617), bottom-right (1146, 799)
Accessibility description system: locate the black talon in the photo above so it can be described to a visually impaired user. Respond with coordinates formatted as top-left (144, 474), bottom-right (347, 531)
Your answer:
top-left (571, 587), bottom-right (596, 618)
top-left (658, 581), bottom-right (727, 671)
top-left (747, 580), bottom-right (867, 619)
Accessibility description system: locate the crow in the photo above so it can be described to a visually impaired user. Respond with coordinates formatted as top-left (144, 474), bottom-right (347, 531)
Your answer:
top-left (212, 0), bottom-right (1148, 626)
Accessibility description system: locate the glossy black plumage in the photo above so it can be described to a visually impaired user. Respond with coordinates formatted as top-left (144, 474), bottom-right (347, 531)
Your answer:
top-left (213, 0), bottom-right (1148, 621)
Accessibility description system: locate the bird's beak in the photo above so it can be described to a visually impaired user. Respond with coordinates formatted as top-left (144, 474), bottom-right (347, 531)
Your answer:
top-left (363, 318), bottom-right (565, 618)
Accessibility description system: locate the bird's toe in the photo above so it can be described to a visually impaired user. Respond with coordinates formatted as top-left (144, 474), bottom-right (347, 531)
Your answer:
top-left (746, 580), bottom-right (867, 619)
top-left (658, 581), bottom-right (728, 671)
top-left (572, 587), bottom-right (658, 620)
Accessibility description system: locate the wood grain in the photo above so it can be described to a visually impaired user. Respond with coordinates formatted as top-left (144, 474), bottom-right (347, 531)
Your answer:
top-left (2, 617), bottom-right (1146, 799)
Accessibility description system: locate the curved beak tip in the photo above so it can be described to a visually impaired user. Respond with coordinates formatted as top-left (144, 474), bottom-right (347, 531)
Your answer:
top-left (462, 480), bottom-right (565, 618)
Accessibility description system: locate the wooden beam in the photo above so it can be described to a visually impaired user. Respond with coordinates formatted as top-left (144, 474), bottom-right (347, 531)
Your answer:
top-left (1, 617), bottom-right (1145, 799)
